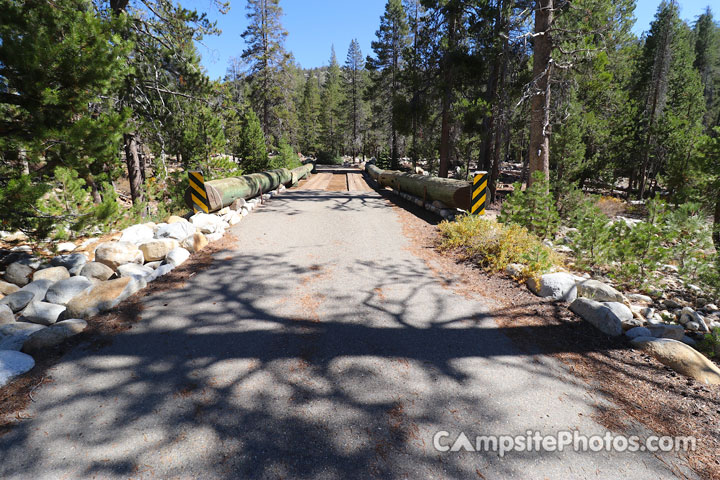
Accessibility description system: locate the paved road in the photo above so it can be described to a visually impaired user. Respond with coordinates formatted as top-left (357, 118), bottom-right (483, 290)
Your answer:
top-left (0, 175), bottom-right (691, 479)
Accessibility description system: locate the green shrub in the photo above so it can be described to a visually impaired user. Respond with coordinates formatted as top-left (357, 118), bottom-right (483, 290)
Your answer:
top-left (554, 179), bottom-right (585, 219)
top-left (0, 174), bottom-right (53, 238)
top-left (39, 167), bottom-right (121, 239)
top-left (698, 327), bottom-right (720, 358)
top-left (270, 138), bottom-right (302, 170)
top-left (498, 171), bottom-right (559, 239)
top-left (438, 215), bottom-right (559, 280)
top-left (664, 202), bottom-right (715, 282)
top-left (316, 150), bottom-right (343, 165)
top-left (203, 155), bottom-right (242, 181)
top-left (606, 198), bottom-right (669, 289)
top-left (567, 197), bottom-right (612, 268)
top-left (375, 147), bottom-right (391, 170)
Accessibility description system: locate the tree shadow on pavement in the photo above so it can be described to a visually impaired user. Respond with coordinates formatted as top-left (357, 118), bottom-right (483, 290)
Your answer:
top-left (0, 193), bottom-right (694, 480)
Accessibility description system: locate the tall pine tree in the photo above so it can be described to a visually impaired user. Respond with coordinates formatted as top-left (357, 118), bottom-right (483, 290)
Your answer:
top-left (241, 0), bottom-right (293, 143)
top-left (694, 8), bottom-right (720, 131)
top-left (239, 108), bottom-right (269, 173)
top-left (343, 39), bottom-right (365, 161)
top-left (369, 0), bottom-right (409, 170)
top-left (320, 47), bottom-right (344, 157)
top-left (299, 74), bottom-right (321, 155)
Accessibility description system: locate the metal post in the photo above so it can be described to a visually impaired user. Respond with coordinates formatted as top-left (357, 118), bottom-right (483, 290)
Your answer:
top-left (188, 171), bottom-right (209, 214)
top-left (471, 171), bottom-right (488, 215)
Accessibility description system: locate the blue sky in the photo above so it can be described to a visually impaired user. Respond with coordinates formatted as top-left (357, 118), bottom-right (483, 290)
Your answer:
top-left (185, 0), bottom-right (716, 81)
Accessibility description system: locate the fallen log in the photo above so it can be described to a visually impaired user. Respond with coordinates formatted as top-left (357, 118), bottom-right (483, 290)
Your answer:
top-left (365, 164), bottom-right (472, 210)
top-left (290, 163), bottom-right (313, 185)
top-left (366, 163), bottom-right (383, 181)
top-left (184, 168), bottom-right (292, 212)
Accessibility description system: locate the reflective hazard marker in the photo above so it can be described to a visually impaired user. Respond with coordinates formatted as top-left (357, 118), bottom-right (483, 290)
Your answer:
top-left (188, 171), bottom-right (209, 214)
top-left (471, 171), bottom-right (488, 215)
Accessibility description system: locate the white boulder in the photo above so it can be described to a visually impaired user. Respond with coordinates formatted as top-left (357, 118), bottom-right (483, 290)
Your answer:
top-left (647, 323), bottom-right (685, 341)
top-left (55, 242), bottom-right (77, 253)
top-left (576, 279), bottom-right (625, 303)
top-left (0, 350), bottom-right (35, 387)
top-left (139, 239), bottom-right (179, 262)
top-left (165, 247), bottom-right (190, 267)
top-left (156, 221), bottom-right (196, 241)
top-left (32, 266), bottom-right (70, 283)
top-left (117, 263), bottom-right (154, 280)
top-left (94, 241), bottom-right (144, 271)
top-left (119, 224), bottom-right (155, 245)
top-left (22, 319), bottom-right (87, 353)
top-left (190, 213), bottom-right (227, 234)
top-left (630, 337), bottom-right (720, 384)
top-left (569, 298), bottom-right (623, 336)
top-left (45, 276), bottom-right (93, 306)
top-left (19, 301), bottom-right (66, 326)
top-left (527, 273), bottom-right (578, 302)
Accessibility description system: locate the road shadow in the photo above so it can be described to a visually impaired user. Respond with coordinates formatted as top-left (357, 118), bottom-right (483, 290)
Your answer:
top-left (0, 191), bottom-right (697, 480)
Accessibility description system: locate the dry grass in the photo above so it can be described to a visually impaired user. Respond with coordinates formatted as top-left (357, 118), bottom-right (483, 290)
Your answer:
top-left (437, 215), bottom-right (561, 280)
top-left (596, 196), bottom-right (627, 217)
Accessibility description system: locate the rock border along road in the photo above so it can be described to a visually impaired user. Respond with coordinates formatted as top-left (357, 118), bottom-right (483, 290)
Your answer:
top-left (0, 170), bottom-right (693, 479)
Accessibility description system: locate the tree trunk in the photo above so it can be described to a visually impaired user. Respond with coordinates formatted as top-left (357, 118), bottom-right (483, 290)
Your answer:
top-left (391, 128), bottom-right (399, 170)
top-left (488, 4), bottom-right (511, 203)
top-left (714, 191), bottom-right (720, 253)
top-left (712, 190), bottom-right (720, 256)
top-left (521, 127), bottom-right (530, 185)
top-left (438, 8), bottom-right (457, 179)
top-left (528, 0), bottom-right (553, 187)
top-left (489, 118), bottom-right (507, 204)
top-left (124, 133), bottom-right (145, 205)
top-left (439, 101), bottom-right (452, 178)
top-left (85, 174), bottom-right (102, 204)
top-left (480, 3), bottom-right (503, 175)
top-left (18, 148), bottom-right (29, 175)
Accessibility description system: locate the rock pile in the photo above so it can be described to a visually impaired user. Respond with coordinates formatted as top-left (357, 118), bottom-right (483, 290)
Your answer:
top-left (0, 189), bottom-right (280, 387)
top-left (526, 271), bottom-right (720, 384)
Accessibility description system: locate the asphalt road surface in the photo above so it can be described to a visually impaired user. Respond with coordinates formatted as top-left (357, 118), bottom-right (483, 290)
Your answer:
top-left (0, 172), bottom-right (693, 479)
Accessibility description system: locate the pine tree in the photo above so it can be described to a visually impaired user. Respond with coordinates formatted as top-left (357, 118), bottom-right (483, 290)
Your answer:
top-left (368, 0), bottom-right (409, 170)
top-left (632, 1), bottom-right (705, 199)
top-left (320, 47), bottom-right (344, 156)
top-left (299, 75), bottom-right (321, 155)
top-left (343, 39), bottom-right (365, 161)
top-left (527, 0), bottom-right (554, 185)
top-left (634, 1), bottom-right (679, 198)
top-left (661, 21), bottom-right (705, 202)
top-left (694, 8), bottom-right (720, 131)
top-left (239, 109), bottom-right (269, 173)
top-left (700, 128), bottom-right (720, 252)
top-left (240, 0), bottom-right (293, 142)
top-left (111, 0), bottom-right (220, 206)
top-left (219, 82), bottom-right (247, 164)
top-left (399, 0), bottom-right (426, 170)
top-left (526, 0), bottom-right (634, 187)
top-left (0, 0), bottom-right (129, 235)
top-left (424, 1), bottom-right (469, 178)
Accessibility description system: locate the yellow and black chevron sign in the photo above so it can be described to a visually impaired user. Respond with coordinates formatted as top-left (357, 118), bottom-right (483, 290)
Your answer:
top-left (471, 171), bottom-right (488, 215)
top-left (188, 171), bottom-right (209, 214)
